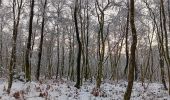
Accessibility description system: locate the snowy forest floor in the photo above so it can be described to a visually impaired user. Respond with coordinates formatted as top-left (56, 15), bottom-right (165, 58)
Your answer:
top-left (0, 78), bottom-right (169, 100)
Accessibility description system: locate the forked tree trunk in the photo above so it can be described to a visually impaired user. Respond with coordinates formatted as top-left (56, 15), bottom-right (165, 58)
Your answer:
top-left (95, 0), bottom-right (110, 88)
top-left (143, 0), bottom-right (168, 90)
top-left (7, 0), bottom-right (23, 93)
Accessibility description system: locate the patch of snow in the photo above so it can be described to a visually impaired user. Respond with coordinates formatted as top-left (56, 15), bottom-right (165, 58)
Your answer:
top-left (0, 79), bottom-right (169, 100)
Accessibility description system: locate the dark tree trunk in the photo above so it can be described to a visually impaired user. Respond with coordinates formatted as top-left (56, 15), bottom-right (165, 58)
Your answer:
top-left (124, 0), bottom-right (129, 75)
top-left (61, 27), bottom-right (65, 76)
top-left (36, 0), bottom-right (47, 81)
top-left (25, 0), bottom-right (34, 82)
top-left (95, 0), bottom-right (108, 88)
top-left (124, 0), bottom-right (137, 99)
top-left (85, 0), bottom-right (90, 81)
top-left (74, 0), bottom-right (82, 89)
top-left (160, 0), bottom-right (170, 95)
top-left (56, 24), bottom-right (60, 79)
top-left (71, 29), bottom-right (75, 81)
top-left (68, 26), bottom-right (72, 79)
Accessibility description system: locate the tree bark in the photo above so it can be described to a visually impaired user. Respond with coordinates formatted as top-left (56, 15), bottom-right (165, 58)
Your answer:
top-left (143, 0), bottom-right (168, 90)
top-left (124, 0), bottom-right (129, 76)
top-left (124, 0), bottom-right (137, 99)
top-left (95, 0), bottom-right (110, 88)
top-left (85, 0), bottom-right (90, 81)
top-left (36, 0), bottom-right (47, 81)
top-left (160, 0), bottom-right (170, 95)
top-left (74, 0), bottom-right (82, 89)
top-left (25, 0), bottom-right (34, 82)
top-left (7, 0), bottom-right (23, 93)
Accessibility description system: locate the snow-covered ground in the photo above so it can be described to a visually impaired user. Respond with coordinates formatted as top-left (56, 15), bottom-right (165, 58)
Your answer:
top-left (0, 79), bottom-right (169, 100)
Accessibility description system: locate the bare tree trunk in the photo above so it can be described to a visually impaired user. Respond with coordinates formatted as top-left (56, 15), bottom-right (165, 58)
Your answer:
top-left (78, 0), bottom-right (84, 85)
top-left (85, 7), bottom-right (89, 81)
top-left (160, 0), bottom-right (170, 95)
top-left (68, 26), bottom-right (72, 79)
top-left (30, 14), bottom-right (40, 64)
top-left (0, 17), bottom-right (3, 76)
top-left (46, 28), bottom-right (55, 79)
top-left (25, 0), bottom-right (34, 82)
top-left (56, 24), bottom-right (60, 79)
top-left (95, 0), bottom-right (110, 88)
top-left (158, 4), bottom-right (168, 90)
top-left (70, 32), bottom-right (75, 81)
top-left (74, 0), bottom-right (82, 89)
top-left (124, 0), bottom-right (137, 99)
top-left (143, 0), bottom-right (168, 90)
top-left (7, 0), bottom-right (23, 93)
top-left (61, 27), bottom-right (65, 76)
top-left (124, 0), bottom-right (129, 76)
top-left (36, 0), bottom-right (47, 81)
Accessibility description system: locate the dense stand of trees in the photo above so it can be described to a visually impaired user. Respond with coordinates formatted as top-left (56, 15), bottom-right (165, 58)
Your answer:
top-left (0, 0), bottom-right (170, 99)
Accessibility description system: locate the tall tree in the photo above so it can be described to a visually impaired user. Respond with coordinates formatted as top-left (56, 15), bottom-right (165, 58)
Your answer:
top-left (7, 0), bottom-right (23, 93)
top-left (95, 0), bottom-right (111, 88)
top-left (84, 0), bottom-right (90, 81)
top-left (143, 0), bottom-right (167, 90)
top-left (25, 0), bottom-right (35, 82)
top-left (124, 0), bottom-right (129, 76)
top-left (61, 26), bottom-right (65, 77)
top-left (160, 0), bottom-right (170, 95)
top-left (124, 0), bottom-right (137, 99)
top-left (74, 0), bottom-right (82, 89)
top-left (36, 0), bottom-right (47, 81)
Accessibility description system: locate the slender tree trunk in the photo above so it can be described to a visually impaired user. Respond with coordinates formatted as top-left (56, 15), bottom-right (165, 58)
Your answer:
top-left (0, 17), bottom-right (3, 76)
top-left (95, 0), bottom-right (108, 88)
top-left (124, 0), bottom-right (129, 76)
top-left (68, 27), bottom-right (72, 78)
top-left (84, 0), bottom-right (90, 81)
top-left (61, 28), bottom-right (65, 76)
top-left (71, 30), bottom-right (75, 81)
top-left (160, 0), bottom-right (170, 95)
top-left (124, 0), bottom-right (137, 99)
top-left (25, 0), bottom-right (34, 82)
top-left (158, 4), bottom-right (167, 90)
top-left (36, 0), bottom-right (47, 81)
top-left (159, 47), bottom-right (168, 90)
top-left (56, 24), bottom-right (60, 79)
top-left (30, 14), bottom-right (39, 61)
top-left (47, 29), bottom-right (54, 79)
top-left (74, 0), bottom-right (82, 89)
top-left (143, 0), bottom-right (168, 90)
top-left (7, 0), bottom-right (22, 93)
